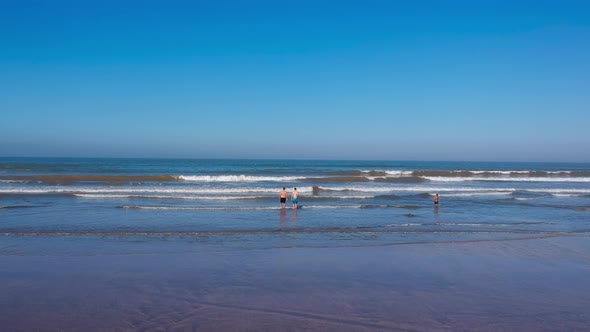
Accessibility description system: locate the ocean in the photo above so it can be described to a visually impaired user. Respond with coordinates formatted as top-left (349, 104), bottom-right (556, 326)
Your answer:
top-left (1, 158), bottom-right (589, 255)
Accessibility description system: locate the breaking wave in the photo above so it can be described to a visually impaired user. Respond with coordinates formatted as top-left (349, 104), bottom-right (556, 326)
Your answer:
top-left (0, 186), bottom-right (315, 195)
top-left (178, 175), bottom-right (302, 182)
top-left (411, 170), bottom-right (588, 177)
top-left (74, 194), bottom-right (271, 201)
top-left (0, 175), bottom-right (179, 184)
top-left (313, 186), bottom-right (590, 194)
top-left (424, 176), bottom-right (590, 182)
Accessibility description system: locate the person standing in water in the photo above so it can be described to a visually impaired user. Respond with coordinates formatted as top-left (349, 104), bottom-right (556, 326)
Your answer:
top-left (291, 187), bottom-right (300, 209)
top-left (434, 193), bottom-right (439, 206)
top-left (279, 187), bottom-right (288, 208)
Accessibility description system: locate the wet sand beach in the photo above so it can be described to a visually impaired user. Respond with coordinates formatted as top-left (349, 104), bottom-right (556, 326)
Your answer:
top-left (1, 235), bottom-right (589, 331)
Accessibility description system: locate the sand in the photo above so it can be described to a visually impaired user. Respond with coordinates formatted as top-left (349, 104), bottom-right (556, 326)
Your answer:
top-left (1, 235), bottom-right (589, 331)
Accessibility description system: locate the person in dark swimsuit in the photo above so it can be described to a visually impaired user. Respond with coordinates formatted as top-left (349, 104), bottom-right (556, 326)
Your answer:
top-left (279, 187), bottom-right (288, 208)
top-left (434, 194), bottom-right (439, 206)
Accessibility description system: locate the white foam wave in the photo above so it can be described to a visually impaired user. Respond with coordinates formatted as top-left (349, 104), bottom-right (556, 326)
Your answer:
top-left (468, 170), bottom-right (532, 175)
top-left (74, 194), bottom-right (266, 200)
top-left (359, 170), bottom-right (577, 175)
top-left (528, 188), bottom-right (590, 194)
top-left (0, 186), bottom-right (314, 195)
top-left (319, 186), bottom-right (590, 195)
top-left (441, 223), bottom-right (514, 227)
top-left (513, 197), bottom-right (543, 201)
top-left (469, 170), bottom-right (572, 175)
top-left (305, 205), bottom-right (362, 209)
top-left (442, 192), bottom-right (512, 197)
top-left (318, 186), bottom-right (514, 193)
top-left (423, 176), bottom-right (590, 183)
top-left (75, 194), bottom-right (136, 199)
top-left (431, 170), bottom-right (574, 175)
top-left (387, 170), bottom-right (414, 176)
top-left (386, 223), bottom-right (422, 227)
top-left (179, 175), bottom-right (302, 182)
top-left (0, 180), bottom-right (26, 183)
top-left (551, 193), bottom-right (587, 198)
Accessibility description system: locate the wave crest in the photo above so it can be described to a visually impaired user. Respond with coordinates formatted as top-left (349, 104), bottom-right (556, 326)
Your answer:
top-left (179, 175), bottom-right (302, 182)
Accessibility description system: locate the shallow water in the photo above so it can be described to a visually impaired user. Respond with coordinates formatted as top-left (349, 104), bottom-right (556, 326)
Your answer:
top-left (1, 158), bottom-right (589, 254)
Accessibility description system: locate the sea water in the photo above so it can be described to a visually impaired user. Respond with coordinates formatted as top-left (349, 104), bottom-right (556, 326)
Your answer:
top-left (1, 158), bottom-right (589, 255)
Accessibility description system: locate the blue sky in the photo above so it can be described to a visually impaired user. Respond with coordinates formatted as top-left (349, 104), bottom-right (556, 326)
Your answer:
top-left (1, 0), bottom-right (589, 161)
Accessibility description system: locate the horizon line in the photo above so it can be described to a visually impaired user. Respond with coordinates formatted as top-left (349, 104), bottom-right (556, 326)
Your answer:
top-left (1, 155), bottom-right (589, 164)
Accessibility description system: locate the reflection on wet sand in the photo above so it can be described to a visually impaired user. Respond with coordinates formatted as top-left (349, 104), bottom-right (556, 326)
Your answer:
top-left (279, 208), bottom-right (287, 223)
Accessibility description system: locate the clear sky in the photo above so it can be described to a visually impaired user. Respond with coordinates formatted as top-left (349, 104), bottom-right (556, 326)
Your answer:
top-left (1, 0), bottom-right (589, 161)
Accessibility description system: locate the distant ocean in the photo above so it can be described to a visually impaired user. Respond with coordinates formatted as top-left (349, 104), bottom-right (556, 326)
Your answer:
top-left (1, 158), bottom-right (589, 255)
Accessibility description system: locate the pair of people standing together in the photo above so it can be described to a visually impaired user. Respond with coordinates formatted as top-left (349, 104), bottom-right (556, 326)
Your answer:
top-left (279, 187), bottom-right (299, 209)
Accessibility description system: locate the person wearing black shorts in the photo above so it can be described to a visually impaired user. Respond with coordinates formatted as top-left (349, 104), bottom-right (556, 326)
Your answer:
top-left (279, 187), bottom-right (288, 208)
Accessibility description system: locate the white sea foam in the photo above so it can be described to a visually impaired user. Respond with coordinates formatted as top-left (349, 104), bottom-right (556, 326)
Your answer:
top-left (551, 193), bottom-right (587, 197)
top-left (318, 186), bottom-right (590, 195)
top-left (513, 197), bottom-right (545, 201)
top-left (304, 205), bottom-right (362, 209)
top-left (528, 188), bottom-right (590, 194)
top-left (469, 170), bottom-right (533, 175)
top-left (75, 194), bottom-right (137, 199)
top-left (441, 192), bottom-right (512, 197)
top-left (74, 194), bottom-right (267, 200)
top-left (0, 186), bottom-right (315, 195)
top-left (178, 175), bottom-right (303, 182)
top-left (382, 171), bottom-right (413, 176)
top-left (358, 170), bottom-right (414, 177)
top-left (318, 186), bottom-right (515, 193)
top-left (441, 223), bottom-right (515, 227)
top-left (360, 170), bottom-right (575, 175)
top-left (386, 223), bottom-right (423, 227)
top-left (452, 170), bottom-right (571, 175)
top-left (423, 176), bottom-right (590, 182)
